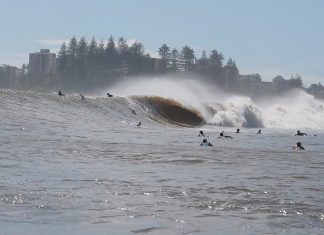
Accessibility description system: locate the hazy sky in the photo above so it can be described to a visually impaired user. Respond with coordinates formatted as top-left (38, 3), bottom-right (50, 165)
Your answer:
top-left (1, 0), bottom-right (323, 85)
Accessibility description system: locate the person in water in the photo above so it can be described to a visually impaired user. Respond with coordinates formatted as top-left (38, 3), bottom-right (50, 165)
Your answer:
top-left (295, 130), bottom-right (307, 136)
top-left (293, 142), bottom-right (305, 150)
top-left (107, 92), bottom-right (113, 97)
top-left (200, 138), bottom-right (213, 146)
top-left (236, 128), bottom-right (240, 133)
top-left (256, 129), bottom-right (262, 134)
top-left (131, 109), bottom-right (136, 115)
top-left (136, 122), bottom-right (141, 127)
top-left (80, 94), bottom-right (85, 100)
top-left (58, 91), bottom-right (65, 97)
top-left (198, 130), bottom-right (205, 137)
top-left (219, 131), bottom-right (233, 139)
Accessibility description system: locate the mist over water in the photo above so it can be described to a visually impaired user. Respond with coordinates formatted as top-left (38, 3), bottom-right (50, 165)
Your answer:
top-left (107, 77), bottom-right (324, 129)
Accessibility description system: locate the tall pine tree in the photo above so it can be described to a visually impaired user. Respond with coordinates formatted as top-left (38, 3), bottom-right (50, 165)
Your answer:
top-left (57, 42), bottom-right (68, 72)
top-left (170, 48), bottom-right (179, 72)
top-left (88, 36), bottom-right (98, 74)
top-left (117, 37), bottom-right (129, 59)
top-left (76, 37), bottom-right (88, 80)
top-left (105, 35), bottom-right (117, 68)
top-left (67, 36), bottom-right (78, 75)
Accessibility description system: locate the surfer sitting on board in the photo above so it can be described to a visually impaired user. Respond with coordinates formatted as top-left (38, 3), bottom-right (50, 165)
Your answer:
top-left (200, 139), bottom-right (213, 146)
top-left (80, 94), bottom-right (85, 100)
top-left (198, 130), bottom-right (210, 137)
top-left (136, 122), bottom-right (141, 127)
top-left (198, 130), bottom-right (205, 137)
top-left (236, 128), bottom-right (240, 133)
top-left (256, 129), bottom-right (262, 134)
top-left (107, 92), bottom-right (113, 98)
top-left (293, 142), bottom-right (305, 150)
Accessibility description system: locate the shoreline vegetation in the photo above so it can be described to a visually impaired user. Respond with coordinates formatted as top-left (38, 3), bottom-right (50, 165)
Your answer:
top-left (1, 35), bottom-right (324, 99)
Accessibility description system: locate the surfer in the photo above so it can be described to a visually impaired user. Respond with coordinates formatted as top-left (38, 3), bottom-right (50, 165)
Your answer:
top-left (200, 139), bottom-right (213, 146)
top-left (58, 91), bottom-right (65, 97)
top-left (107, 92), bottom-right (113, 98)
top-left (293, 142), bottom-right (305, 150)
top-left (80, 94), bottom-right (85, 100)
top-left (198, 130), bottom-right (205, 137)
top-left (236, 128), bottom-right (240, 133)
top-left (256, 129), bottom-right (262, 134)
top-left (219, 131), bottom-right (233, 139)
top-left (132, 109), bottom-right (136, 115)
top-left (295, 130), bottom-right (307, 136)
top-left (136, 122), bottom-right (141, 127)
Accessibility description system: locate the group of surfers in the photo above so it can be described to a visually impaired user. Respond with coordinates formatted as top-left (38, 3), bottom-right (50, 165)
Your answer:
top-left (199, 129), bottom-right (306, 150)
top-left (58, 91), bottom-right (141, 127)
top-left (58, 91), bottom-right (113, 100)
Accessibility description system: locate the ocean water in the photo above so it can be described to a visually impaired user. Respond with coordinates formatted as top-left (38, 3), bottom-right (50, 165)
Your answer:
top-left (0, 87), bottom-right (323, 235)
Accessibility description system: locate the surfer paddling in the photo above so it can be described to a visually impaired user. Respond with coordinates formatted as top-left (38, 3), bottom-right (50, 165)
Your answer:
top-left (295, 130), bottom-right (307, 136)
top-left (219, 131), bottom-right (233, 139)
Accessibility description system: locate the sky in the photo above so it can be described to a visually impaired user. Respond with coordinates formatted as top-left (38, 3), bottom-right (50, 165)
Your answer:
top-left (0, 0), bottom-right (323, 86)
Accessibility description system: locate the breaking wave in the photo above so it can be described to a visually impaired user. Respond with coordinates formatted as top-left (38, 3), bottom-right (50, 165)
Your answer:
top-left (1, 76), bottom-right (324, 129)
top-left (132, 96), bottom-right (205, 126)
top-left (107, 77), bottom-right (324, 129)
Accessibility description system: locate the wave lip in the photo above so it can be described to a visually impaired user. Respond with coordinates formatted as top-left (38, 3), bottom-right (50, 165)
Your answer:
top-left (132, 96), bottom-right (205, 126)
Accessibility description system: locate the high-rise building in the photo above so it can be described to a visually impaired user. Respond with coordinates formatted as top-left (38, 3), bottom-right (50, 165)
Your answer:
top-left (28, 49), bottom-right (56, 77)
top-left (0, 64), bottom-right (21, 88)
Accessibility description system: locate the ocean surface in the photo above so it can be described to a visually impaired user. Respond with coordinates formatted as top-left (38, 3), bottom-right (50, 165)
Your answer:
top-left (0, 87), bottom-right (323, 235)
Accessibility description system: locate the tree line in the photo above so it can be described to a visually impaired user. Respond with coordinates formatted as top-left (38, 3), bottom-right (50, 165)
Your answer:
top-left (53, 36), bottom-right (239, 90)
top-left (55, 36), bottom-right (150, 89)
